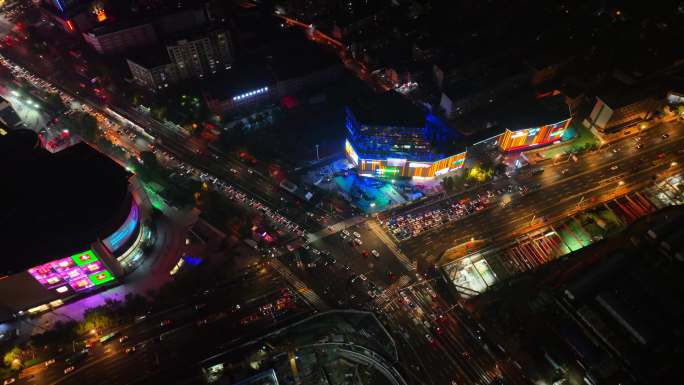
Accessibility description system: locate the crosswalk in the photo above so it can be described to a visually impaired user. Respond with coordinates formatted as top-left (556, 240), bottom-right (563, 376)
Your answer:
top-left (374, 274), bottom-right (411, 306)
top-left (368, 220), bottom-right (416, 271)
top-left (305, 215), bottom-right (366, 243)
top-left (269, 259), bottom-right (329, 310)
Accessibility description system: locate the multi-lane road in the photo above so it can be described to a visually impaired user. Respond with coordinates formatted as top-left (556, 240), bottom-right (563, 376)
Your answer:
top-left (397, 121), bottom-right (684, 262)
top-left (13, 264), bottom-right (313, 385)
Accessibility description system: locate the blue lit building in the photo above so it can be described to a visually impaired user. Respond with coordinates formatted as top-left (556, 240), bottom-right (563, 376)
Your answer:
top-left (345, 91), bottom-right (466, 179)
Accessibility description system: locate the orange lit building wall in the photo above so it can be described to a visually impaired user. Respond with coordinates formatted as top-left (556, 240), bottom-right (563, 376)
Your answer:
top-left (497, 118), bottom-right (571, 152)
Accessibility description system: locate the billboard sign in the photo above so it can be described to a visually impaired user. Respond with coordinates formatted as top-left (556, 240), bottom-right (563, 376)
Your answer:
top-left (28, 250), bottom-right (115, 294)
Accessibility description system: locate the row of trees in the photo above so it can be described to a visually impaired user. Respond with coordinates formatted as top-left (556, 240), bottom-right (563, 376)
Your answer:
top-left (1, 294), bottom-right (150, 375)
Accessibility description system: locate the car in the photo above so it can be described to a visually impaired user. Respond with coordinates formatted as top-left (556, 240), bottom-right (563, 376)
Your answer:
top-left (610, 165), bottom-right (619, 171)
top-left (341, 229), bottom-right (350, 237)
top-left (160, 319), bottom-right (172, 327)
top-left (662, 133), bottom-right (670, 139)
top-left (612, 147), bottom-right (619, 153)
top-left (367, 290), bottom-right (377, 298)
top-left (354, 238), bottom-right (363, 246)
top-left (64, 366), bottom-right (75, 374)
top-left (358, 274), bottom-right (367, 281)
top-left (434, 326), bottom-right (444, 335)
top-left (286, 244), bottom-right (295, 252)
top-left (362, 250), bottom-right (369, 257)
top-left (657, 152), bottom-right (666, 159)
top-left (353, 231), bottom-right (361, 239)
top-left (125, 346), bottom-right (136, 354)
top-left (3, 378), bottom-right (15, 385)
top-left (311, 248), bottom-right (321, 255)
top-left (425, 333), bottom-right (435, 343)
top-left (636, 143), bottom-right (644, 149)
top-left (44, 358), bottom-right (56, 367)
top-left (371, 249), bottom-right (380, 258)
top-left (119, 335), bottom-right (128, 343)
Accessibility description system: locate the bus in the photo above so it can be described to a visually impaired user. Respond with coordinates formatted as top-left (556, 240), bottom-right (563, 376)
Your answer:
top-left (99, 331), bottom-right (119, 344)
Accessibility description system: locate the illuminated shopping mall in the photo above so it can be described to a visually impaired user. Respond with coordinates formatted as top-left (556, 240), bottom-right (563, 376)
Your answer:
top-left (345, 91), bottom-right (571, 179)
top-left (345, 91), bottom-right (467, 179)
top-left (0, 130), bottom-right (154, 321)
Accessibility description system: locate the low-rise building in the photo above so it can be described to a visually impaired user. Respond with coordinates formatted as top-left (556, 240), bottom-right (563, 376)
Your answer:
top-left (583, 83), bottom-right (662, 135)
top-left (83, 22), bottom-right (157, 54)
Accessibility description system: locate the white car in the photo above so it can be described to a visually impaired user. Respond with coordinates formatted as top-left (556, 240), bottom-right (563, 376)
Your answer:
top-left (371, 250), bottom-right (380, 258)
top-left (610, 165), bottom-right (619, 171)
top-left (353, 232), bottom-right (361, 238)
top-left (64, 366), bottom-right (75, 374)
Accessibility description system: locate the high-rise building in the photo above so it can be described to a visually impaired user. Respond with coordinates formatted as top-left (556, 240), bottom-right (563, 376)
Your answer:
top-left (166, 29), bottom-right (233, 80)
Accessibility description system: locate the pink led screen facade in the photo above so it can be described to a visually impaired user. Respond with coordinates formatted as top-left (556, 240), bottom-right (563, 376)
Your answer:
top-left (28, 250), bottom-right (115, 295)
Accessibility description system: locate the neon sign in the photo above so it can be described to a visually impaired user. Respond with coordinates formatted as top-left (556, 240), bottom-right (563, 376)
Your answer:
top-left (28, 250), bottom-right (115, 294)
top-left (232, 87), bottom-right (269, 101)
top-left (103, 201), bottom-right (139, 252)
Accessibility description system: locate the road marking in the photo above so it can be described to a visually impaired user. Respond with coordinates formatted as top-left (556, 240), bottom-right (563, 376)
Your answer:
top-left (367, 220), bottom-right (416, 271)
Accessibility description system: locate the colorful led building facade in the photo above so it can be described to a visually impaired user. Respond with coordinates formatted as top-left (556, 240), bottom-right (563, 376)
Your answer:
top-left (28, 250), bottom-right (115, 295)
top-left (103, 200), bottom-right (140, 253)
top-left (497, 118), bottom-right (571, 152)
top-left (344, 93), bottom-right (466, 179)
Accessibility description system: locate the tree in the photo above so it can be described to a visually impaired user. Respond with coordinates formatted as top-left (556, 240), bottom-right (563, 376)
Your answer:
top-left (3, 347), bottom-right (23, 370)
top-left (70, 113), bottom-right (99, 143)
top-left (45, 93), bottom-right (66, 113)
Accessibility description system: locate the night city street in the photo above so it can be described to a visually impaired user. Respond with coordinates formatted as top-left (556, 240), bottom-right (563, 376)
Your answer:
top-left (1, 1), bottom-right (684, 385)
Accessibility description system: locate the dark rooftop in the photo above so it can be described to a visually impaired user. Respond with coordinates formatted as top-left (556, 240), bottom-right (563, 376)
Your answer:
top-left (266, 31), bottom-right (341, 81)
top-left (202, 61), bottom-right (276, 101)
top-left (455, 92), bottom-right (570, 142)
top-left (126, 46), bottom-right (171, 69)
top-left (348, 90), bottom-right (425, 128)
top-left (0, 131), bottom-right (132, 275)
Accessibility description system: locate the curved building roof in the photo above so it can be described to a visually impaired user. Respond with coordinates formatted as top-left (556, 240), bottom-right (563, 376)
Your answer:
top-left (0, 131), bottom-right (132, 275)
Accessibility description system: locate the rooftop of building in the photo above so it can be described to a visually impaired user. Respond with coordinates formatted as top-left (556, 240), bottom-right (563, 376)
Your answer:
top-left (347, 89), bottom-right (425, 128)
top-left (84, 18), bottom-right (153, 37)
top-left (455, 91), bottom-right (570, 142)
top-left (0, 131), bottom-right (132, 275)
top-left (202, 61), bottom-right (276, 101)
top-left (126, 45), bottom-right (171, 69)
top-left (595, 76), bottom-right (663, 108)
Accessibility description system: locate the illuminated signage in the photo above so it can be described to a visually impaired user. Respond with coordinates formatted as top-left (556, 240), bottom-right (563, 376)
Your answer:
top-left (376, 167), bottom-right (399, 176)
top-left (450, 157), bottom-right (465, 169)
top-left (409, 162), bottom-right (430, 168)
top-left (386, 158), bottom-right (406, 167)
top-left (28, 250), bottom-right (115, 294)
top-left (103, 201), bottom-right (139, 252)
top-left (232, 87), bottom-right (269, 101)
